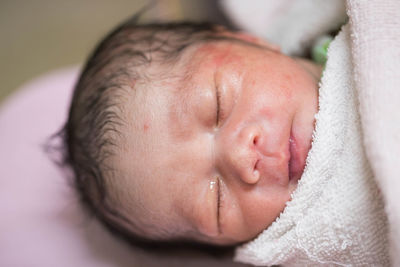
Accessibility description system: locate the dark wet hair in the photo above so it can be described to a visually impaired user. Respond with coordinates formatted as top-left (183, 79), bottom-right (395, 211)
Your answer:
top-left (58, 11), bottom-right (239, 247)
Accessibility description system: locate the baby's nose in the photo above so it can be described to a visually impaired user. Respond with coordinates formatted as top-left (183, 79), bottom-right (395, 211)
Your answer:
top-left (217, 124), bottom-right (261, 185)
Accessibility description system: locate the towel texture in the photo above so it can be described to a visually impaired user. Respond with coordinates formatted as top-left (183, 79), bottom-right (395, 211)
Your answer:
top-left (234, 25), bottom-right (389, 266)
top-left (347, 0), bottom-right (400, 265)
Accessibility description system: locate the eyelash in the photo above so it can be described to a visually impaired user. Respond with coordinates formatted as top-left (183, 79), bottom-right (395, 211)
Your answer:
top-left (216, 87), bottom-right (223, 125)
top-left (217, 177), bottom-right (223, 230)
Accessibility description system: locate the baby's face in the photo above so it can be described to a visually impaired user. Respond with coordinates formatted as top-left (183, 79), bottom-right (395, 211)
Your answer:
top-left (113, 35), bottom-right (319, 245)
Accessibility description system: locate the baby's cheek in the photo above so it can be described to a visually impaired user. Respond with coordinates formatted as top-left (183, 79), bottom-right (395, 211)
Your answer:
top-left (232, 188), bottom-right (291, 240)
top-left (220, 198), bottom-right (248, 240)
top-left (279, 74), bottom-right (295, 102)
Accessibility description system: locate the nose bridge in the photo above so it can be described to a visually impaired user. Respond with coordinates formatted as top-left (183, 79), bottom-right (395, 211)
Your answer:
top-left (216, 122), bottom-right (261, 184)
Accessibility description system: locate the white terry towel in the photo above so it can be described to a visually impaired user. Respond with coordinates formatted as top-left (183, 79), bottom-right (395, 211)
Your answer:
top-left (234, 25), bottom-right (389, 266)
top-left (347, 0), bottom-right (400, 265)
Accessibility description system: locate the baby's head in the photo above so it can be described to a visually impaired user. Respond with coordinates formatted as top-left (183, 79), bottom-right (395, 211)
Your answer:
top-left (64, 18), bottom-right (319, 246)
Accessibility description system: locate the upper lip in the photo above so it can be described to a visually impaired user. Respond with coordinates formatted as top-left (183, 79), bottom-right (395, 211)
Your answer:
top-left (253, 139), bottom-right (292, 186)
top-left (252, 124), bottom-right (299, 186)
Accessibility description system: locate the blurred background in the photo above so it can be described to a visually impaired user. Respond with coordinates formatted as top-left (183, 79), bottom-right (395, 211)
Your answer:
top-left (0, 0), bottom-right (235, 104)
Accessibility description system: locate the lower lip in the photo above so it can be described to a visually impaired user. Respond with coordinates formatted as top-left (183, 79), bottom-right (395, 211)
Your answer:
top-left (288, 134), bottom-right (305, 183)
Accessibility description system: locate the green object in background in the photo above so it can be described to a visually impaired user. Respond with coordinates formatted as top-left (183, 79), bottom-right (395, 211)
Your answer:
top-left (312, 35), bottom-right (333, 65)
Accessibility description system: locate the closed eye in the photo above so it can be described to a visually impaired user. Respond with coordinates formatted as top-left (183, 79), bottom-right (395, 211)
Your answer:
top-left (217, 177), bottom-right (223, 234)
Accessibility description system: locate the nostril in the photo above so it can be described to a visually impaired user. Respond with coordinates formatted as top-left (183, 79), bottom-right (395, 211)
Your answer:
top-left (254, 159), bottom-right (259, 171)
top-left (251, 159), bottom-right (260, 184)
top-left (253, 136), bottom-right (258, 145)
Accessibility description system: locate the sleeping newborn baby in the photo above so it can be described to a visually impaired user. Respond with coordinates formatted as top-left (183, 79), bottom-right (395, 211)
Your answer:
top-left (63, 15), bottom-right (391, 265)
top-left (63, 19), bottom-right (321, 246)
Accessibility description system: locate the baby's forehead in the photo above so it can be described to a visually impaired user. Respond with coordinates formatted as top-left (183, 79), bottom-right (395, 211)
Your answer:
top-left (153, 33), bottom-right (266, 72)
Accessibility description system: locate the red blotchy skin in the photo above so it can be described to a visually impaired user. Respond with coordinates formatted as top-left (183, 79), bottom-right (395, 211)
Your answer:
top-left (197, 43), bottom-right (241, 70)
top-left (143, 123), bottom-right (149, 132)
